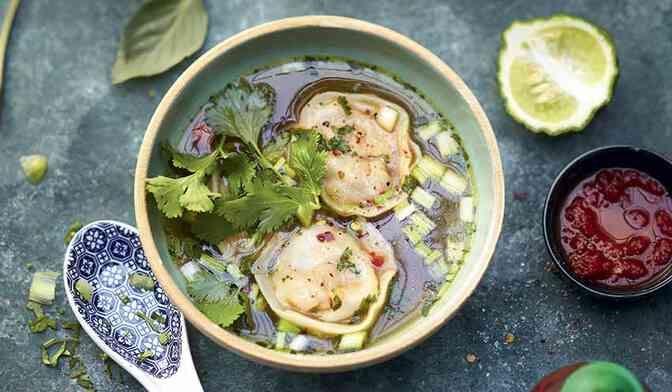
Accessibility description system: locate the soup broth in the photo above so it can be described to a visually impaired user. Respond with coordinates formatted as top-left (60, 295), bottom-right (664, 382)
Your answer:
top-left (152, 58), bottom-right (476, 353)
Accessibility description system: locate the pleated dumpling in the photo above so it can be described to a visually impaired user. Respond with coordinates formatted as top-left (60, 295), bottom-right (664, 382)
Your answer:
top-left (253, 221), bottom-right (398, 335)
top-left (297, 92), bottom-right (420, 217)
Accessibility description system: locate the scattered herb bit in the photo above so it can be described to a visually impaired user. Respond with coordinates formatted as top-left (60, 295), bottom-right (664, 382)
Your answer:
top-left (326, 136), bottom-right (351, 153)
top-left (75, 278), bottom-right (94, 302)
top-left (137, 350), bottom-right (154, 363)
top-left (402, 176), bottom-right (419, 194)
top-left (331, 293), bottom-right (342, 310)
top-left (151, 311), bottom-right (166, 325)
top-left (27, 302), bottom-right (57, 333)
top-left (64, 221), bottom-right (83, 245)
top-left (25, 262), bottom-right (33, 270)
top-left (352, 295), bottom-right (376, 320)
top-left (117, 293), bottom-right (130, 305)
top-left (20, 154), bottom-right (48, 184)
top-left (29, 271), bottom-right (59, 305)
top-left (148, 89), bottom-right (157, 98)
top-left (159, 332), bottom-right (171, 345)
top-left (335, 125), bottom-right (354, 135)
top-left (111, 0), bottom-right (208, 84)
top-left (337, 247), bottom-right (359, 274)
top-left (129, 272), bottom-right (154, 291)
top-left (41, 338), bottom-right (68, 367)
top-left (465, 352), bottom-right (479, 364)
top-left (464, 222), bottom-right (477, 235)
top-left (421, 282), bottom-right (438, 317)
top-left (337, 95), bottom-right (352, 116)
top-left (62, 321), bottom-right (81, 331)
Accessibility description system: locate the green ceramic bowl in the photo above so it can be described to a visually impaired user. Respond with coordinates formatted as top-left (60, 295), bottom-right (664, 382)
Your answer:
top-left (135, 15), bottom-right (504, 372)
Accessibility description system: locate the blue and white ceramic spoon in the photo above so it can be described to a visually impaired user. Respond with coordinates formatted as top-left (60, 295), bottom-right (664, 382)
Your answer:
top-left (63, 220), bottom-right (203, 392)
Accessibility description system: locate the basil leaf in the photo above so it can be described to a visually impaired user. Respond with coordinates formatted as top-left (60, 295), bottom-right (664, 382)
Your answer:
top-left (112, 0), bottom-right (208, 84)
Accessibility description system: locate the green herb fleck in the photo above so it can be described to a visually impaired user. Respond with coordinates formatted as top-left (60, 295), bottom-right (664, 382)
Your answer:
top-left (326, 136), bottom-right (351, 153)
top-left (337, 96), bottom-right (352, 116)
top-left (129, 272), bottom-right (154, 291)
top-left (336, 247), bottom-right (359, 274)
top-left (64, 221), bottom-right (83, 245)
top-left (335, 125), bottom-right (355, 135)
top-left (402, 176), bottom-right (419, 194)
top-left (75, 279), bottom-right (93, 302)
top-left (138, 350), bottom-right (154, 363)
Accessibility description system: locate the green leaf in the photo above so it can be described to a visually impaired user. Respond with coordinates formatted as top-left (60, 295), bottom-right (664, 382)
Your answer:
top-left (168, 145), bottom-right (220, 174)
top-left (190, 213), bottom-right (237, 244)
top-left (221, 153), bottom-right (256, 196)
top-left (196, 299), bottom-right (245, 328)
top-left (206, 79), bottom-right (274, 153)
top-left (112, 0), bottom-right (208, 84)
top-left (179, 174), bottom-right (220, 212)
top-left (146, 172), bottom-right (220, 218)
top-left (288, 131), bottom-right (327, 195)
top-left (188, 273), bottom-right (236, 303)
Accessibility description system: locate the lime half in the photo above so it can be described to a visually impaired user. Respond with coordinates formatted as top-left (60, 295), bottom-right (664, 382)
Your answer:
top-left (498, 14), bottom-right (618, 135)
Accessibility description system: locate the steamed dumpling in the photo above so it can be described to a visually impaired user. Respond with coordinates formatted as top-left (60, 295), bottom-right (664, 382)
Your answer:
top-left (254, 221), bottom-right (398, 335)
top-left (297, 92), bottom-right (420, 217)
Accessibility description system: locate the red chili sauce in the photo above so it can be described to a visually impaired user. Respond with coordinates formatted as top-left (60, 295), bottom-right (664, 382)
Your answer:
top-left (560, 168), bottom-right (672, 287)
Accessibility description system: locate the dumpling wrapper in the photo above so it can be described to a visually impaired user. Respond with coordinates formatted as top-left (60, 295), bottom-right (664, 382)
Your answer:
top-left (296, 92), bottom-right (420, 217)
top-left (254, 221), bottom-right (398, 336)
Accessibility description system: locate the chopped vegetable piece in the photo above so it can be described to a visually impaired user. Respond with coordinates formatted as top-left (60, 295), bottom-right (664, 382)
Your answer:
top-left (429, 258), bottom-right (449, 280)
top-left (439, 169), bottom-right (467, 195)
top-left (337, 95), bottom-right (352, 116)
top-left (413, 241), bottom-right (433, 259)
top-left (417, 120), bottom-right (442, 140)
top-left (373, 187), bottom-right (396, 205)
top-left (138, 350), bottom-right (153, 363)
top-left (275, 331), bottom-right (288, 350)
top-left (460, 197), bottom-right (475, 222)
top-left (401, 175), bottom-right (419, 194)
top-left (402, 224), bottom-right (424, 245)
top-left (29, 271), bottom-right (59, 305)
top-left (180, 262), bottom-right (202, 282)
top-left (337, 247), bottom-right (359, 274)
top-left (437, 279), bottom-right (453, 298)
top-left (75, 279), bottom-right (93, 302)
top-left (129, 272), bottom-right (154, 291)
top-left (226, 264), bottom-right (244, 280)
top-left (27, 302), bottom-right (57, 333)
top-left (426, 250), bottom-right (443, 265)
top-left (435, 131), bottom-right (460, 157)
top-left (394, 199), bottom-right (417, 221)
top-left (376, 106), bottom-right (398, 131)
top-left (338, 331), bottom-right (367, 351)
top-left (20, 154), bottom-right (48, 184)
top-left (64, 221), bottom-right (83, 245)
top-left (409, 211), bottom-right (436, 236)
top-left (277, 318), bottom-right (302, 334)
top-left (445, 239), bottom-right (466, 263)
top-left (411, 155), bottom-right (446, 184)
top-left (41, 338), bottom-right (67, 367)
top-left (411, 187), bottom-right (436, 209)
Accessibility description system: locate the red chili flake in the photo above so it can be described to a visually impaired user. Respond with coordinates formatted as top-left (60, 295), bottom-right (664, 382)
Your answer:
top-left (316, 231), bottom-right (334, 242)
top-left (369, 252), bottom-right (385, 267)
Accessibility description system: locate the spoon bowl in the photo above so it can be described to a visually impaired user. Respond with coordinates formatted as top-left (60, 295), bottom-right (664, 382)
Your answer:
top-left (63, 220), bottom-right (203, 391)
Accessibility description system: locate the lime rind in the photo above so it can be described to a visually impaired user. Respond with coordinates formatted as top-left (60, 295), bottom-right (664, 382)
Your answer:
top-left (497, 14), bottom-right (618, 136)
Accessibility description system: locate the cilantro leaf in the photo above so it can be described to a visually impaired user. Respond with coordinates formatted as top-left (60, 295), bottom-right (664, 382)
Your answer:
top-left (164, 143), bottom-right (220, 174)
top-left (188, 273), bottom-right (237, 303)
top-left (288, 131), bottom-right (327, 195)
top-left (206, 79), bottom-right (274, 156)
top-left (146, 172), bottom-right (220, 218)
top-left (190, 213), bottom-right (237, 245)
top-left (337, 95), bottom-right (352, 116)
top-left (196, 299), bottom-right (245, 328)
top-left (326, 136), bottom-right (350, 153)
top-left (221, 153), bottom-right (256, 196)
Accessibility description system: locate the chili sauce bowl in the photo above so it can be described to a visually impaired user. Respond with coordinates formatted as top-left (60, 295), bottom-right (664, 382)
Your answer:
top-left (543, 145), bottom-right (672, 299)
top-left (134, 16), bottom-right (504, 371)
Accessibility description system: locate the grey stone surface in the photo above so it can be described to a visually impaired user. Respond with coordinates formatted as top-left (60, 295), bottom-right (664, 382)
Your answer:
top-left (0, 0), bottom-right (670, 391)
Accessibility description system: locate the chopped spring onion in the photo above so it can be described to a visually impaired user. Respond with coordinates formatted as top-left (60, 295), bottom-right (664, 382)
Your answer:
top-left (180, 262), bottom-right (202, 283)
top-left (394, 199), bottom-right (417, 221)
top-left (411, 187), bottom-right (436, 209)
top-left (402, 225), bottom-right (423, 245)
top-left (275, 331), bottom-right (288, 350)
top-left (376, 106), bottom-right (399, 131)
top-left (417, 120), bottom-right (443, 140)
top-left (460, 197), bottom-right (475, 222)
top-left (289, 334), bottom-right (311, 352)
top-left (338, 331), bottom-right (367, 351)
top-left (129, 273), bottom-right (154, 291)
top-left (413, 242), bottom-right (433, 259)
top-left (277, 318), bottom-right (302, 335)
top-left (439, 169), bottom-right (467, 195)
top-left (429, 258), bottom-right (449, 280)
top-left (226, 264), bottom-right (244, 280)
top-left (437, 279), bottom-right (452, 298)
top-left (426, 250), bottom-right (443, 265)
top-left (409, 211), bottom-right (436, 236)
top-left (200, 254), bottom-right (227, 273)
top-left (435, 131), bottom-right (460, 158)
top-left (445, 239), bottom-right (466, 263)
top-left (75, 278), bottom-right (93, 302)
top-left (373, 187), bottom-right (396, 205)
top-left (411, 155), bottom-right (446, 184)
top-left (29, 271), bottom-right (59, 305)
top-left (20, 154), bottom-right (48, 185)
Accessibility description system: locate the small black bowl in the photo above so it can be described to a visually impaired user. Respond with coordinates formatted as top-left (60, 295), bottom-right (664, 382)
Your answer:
top-left (543, 145), bottom-right (672, 299)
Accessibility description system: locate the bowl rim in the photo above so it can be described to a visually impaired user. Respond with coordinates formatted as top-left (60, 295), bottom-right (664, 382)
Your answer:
top-left (134, 15), bottom-right (505, 372)
top-left (542, 145), bottom-right (672, 299)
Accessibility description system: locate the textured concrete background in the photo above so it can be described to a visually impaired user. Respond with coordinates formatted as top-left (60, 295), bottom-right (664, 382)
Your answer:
top-left (1, 1), bottom-right (671, 391)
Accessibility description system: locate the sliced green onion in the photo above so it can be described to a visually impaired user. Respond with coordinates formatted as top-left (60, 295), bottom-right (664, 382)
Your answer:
top-left (439, 169), bottom-right (467, 195)
top-left (429, 258), bottom-right (449, 280)
top-left (413, 241), bottom-right (433, 259)
top-left (401, 225), bottom-right (423, 245)
top-left (411, 187), bottom-right (436, 209)
top-left (275, 331), bottom-right (288, 350)
top-left (338, 331), bottom-right (367, 351)
top-left (64, 221), bottom-right (83, 245)
top-left (394, 199), bottom-right (417, 221)
top-left (277, 318), bottom-right (301, 334)
top-left (417, 120), bottom-right (443, 140)
top-left (129, 273), bottom-right (154, 291)
top-left (435, 131), bottom-right (460, 157)
top-left (180, 262), bottom-right (201, 283)
top-left (437, 279), bottom-right (453, 298)
top-left (75, 278), bottom-right (93, 302)
top-left (460, 197), bottom-right (475, 222)
top-left (426, 250), bottom-right (443, 265)
top-left (20, 154), bottom-right (48, 185)
top-left (41, 338), bottom-right (67, 367)
top-left (409, 211), bottom-right (436, 236)
top-left (445, 239), bottom-right (466, 263)
top-left (416, 155), bottom-right (446, 179)
top-left (373, 187), bottom-right (396, 205)
top-left (29, 271), bottom-right (59, 305)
